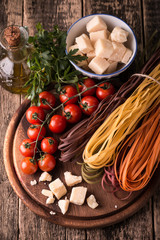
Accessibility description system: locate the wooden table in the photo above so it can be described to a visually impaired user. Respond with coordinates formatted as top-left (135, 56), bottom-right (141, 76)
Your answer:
top-left (0, 0), bottom-right (160, 239)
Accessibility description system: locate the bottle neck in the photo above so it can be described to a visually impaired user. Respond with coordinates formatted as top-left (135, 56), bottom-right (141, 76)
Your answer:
top-left (7, 45), bottom-right (29, 63)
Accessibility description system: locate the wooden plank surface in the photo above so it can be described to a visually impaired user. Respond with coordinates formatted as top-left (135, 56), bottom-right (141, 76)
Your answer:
top-left (142, 0), bottom-right (160, 58)
top-left (0, 0), bottom-right (159, 239)
top-left (142, 1), bottom-right (160, 240)
top-left (0, 1), bottom-right (22, 239)
top-left (23, 0), bottom-right (82, 35)
top-left (86, 203), bottom-right (153, 240)
top-left (153, 186), bottom-right (160, 240)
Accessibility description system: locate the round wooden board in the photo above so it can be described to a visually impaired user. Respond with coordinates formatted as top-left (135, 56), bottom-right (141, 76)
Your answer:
top-left (3, 99), bottom-right (160, 228)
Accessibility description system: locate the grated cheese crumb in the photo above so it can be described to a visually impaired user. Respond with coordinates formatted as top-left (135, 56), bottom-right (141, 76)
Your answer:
top-left (50, 211), bottom-right (56, 215)
top-left (30, 180), bottom-right (37, 186)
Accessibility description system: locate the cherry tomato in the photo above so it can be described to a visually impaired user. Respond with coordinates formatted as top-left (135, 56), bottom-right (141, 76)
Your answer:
top-left (96, 82), bottom-right (115, 100)
top-left (78, 78), bottom-right (96, 97)
top-left (21, 157), bottom-right (38, 175)
top-left (26, 106), bottom-right (45, 124)
top-left (19, 138), bottom-right (37, 157)
top-left (59, 85), bottom-right (78, 105)
top-left (41, 137), bottom-right (58, 154)
top-left (80, 96), bottom-right (99, 115)
top-left (39, 91), bottom-right (56, 110)
top-left (49, 115), bottom-right (67, 133)
top-left (38, 154), bottom-right (56, 172)
top-left (62, 104), bottom-right (82, 124)
top-left (27, 123), bottom-right (46, 141)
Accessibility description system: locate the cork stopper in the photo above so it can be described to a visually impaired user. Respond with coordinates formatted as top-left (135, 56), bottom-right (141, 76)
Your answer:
top-left (4, 26), bottom-right (21, 47)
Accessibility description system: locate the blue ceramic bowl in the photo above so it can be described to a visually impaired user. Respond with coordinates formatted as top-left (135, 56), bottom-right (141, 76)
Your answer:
top-left (66, 14), bottom-right (137, 79)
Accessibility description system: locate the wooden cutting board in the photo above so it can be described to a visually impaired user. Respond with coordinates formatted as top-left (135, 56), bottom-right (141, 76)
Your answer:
top-left (3, 99), bottom-right (160, 228)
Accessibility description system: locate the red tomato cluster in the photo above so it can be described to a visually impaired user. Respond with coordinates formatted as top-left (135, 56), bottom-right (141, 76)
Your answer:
top-left (58, 78), bottom-right (114, 119)
top-left (20, 91), bottom-right (57, 175)
top-left (20, 78), bottom-right (115, 175)
top-left (59, 79), bottom-right (97, 123)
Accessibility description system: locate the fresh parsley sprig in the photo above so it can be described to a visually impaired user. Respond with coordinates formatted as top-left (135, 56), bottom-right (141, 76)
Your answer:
top-left (24, 23), bottom-right (87, 104)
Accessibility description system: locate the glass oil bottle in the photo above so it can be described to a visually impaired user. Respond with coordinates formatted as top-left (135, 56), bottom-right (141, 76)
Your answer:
top-left (0, 25), bottom-right (31, 94)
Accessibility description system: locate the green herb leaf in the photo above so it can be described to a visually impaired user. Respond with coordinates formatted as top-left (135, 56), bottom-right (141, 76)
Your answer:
top-left (25, 23), bottom-right (86, 104)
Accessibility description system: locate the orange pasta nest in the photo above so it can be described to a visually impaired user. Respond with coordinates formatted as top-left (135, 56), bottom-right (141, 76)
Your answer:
top-left (114, 105), bottom-right (160, 191)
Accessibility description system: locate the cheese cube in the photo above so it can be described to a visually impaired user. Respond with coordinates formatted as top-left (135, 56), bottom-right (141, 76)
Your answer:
top-left (87, 50), bottom-right (96, 63)
top-left (86, 16), bottom-right (107, 33)
top-left (109, 42), bottom-right (126, 62)
top-left (70, 186), bottom-right (87, 205)
top-left (110, 26), bottom-right (129, 43)
top-left (46, 196), bottom-right (55, 204)
top-left (89, 30), bottom-right (107, 45)
top-left (49, 178), bottom-right (67, 200)
top-left (64, 171), bottom-right (82, 187)
top-left (88, 56), bottom-right (110, 74)
top-left (87, 194), bottom-right (99, 209)
top-left (121, 48), bottom-right (132, 64)
top-left (30, 180), bottom-right (37, 186)
top-left (41, 189), bottom-right (53, 198)
top-left (105, 61), bottom-right (118, 74)
top-left (95, 39), bottom-right (114, 58)
top-left (58, 198), bottom-right (70, 215)
top-left (75, 34), bottom-right (93, 54)
top-left (39, 172), bottom-right (52, 182)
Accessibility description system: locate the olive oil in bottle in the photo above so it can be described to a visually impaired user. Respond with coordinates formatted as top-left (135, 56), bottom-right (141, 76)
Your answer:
top-left (0, 25), bottom-right (31, 94)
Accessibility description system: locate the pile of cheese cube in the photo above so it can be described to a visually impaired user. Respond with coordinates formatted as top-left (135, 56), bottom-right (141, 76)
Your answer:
top-left (69, 16), bottom-right (133, 75)
top-left (36, 171), bottom-right (98, 215)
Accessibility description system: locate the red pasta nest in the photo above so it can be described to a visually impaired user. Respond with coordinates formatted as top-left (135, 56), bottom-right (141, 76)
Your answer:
top-left (114, 105), bottom-right (160, 192)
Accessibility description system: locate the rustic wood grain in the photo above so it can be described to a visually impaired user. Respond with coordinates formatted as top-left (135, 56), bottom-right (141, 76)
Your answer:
top-left (19, 201), bottom-right (66, 240)
top-left (142, 1), bottom-right (160, 239)
top-left (142, 0), bottom-right (160, 58)
top-left (65, 228), bottom-right (86, 240)
top-left (0, 0), bottom-right (22, 239)
top-left (0, 0), bottom-right (159, 239)
top-left (86, 202), bottom-right (153, 240)
top-left (153, 185), bottom-right (160, 240)
top-left (23, 0), bottom-right (82, 35)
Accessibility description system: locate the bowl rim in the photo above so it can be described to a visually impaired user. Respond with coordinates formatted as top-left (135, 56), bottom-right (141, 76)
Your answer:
top-left (66, 13), bottom-right (137, 78)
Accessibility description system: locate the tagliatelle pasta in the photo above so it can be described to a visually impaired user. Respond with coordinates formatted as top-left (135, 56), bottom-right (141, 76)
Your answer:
top-left (83, 64), bottom-right (160, 169)
top-left (114, 106), bottom-right (160, 191)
